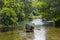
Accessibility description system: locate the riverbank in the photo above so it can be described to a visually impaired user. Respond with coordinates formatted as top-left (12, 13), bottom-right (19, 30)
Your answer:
top-left (46, 27), bottom-right (60, 40)
top-left (0, 30), bottom-right (19, 40)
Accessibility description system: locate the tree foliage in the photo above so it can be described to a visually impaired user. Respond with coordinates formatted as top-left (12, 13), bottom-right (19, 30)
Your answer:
top-left (0, 0), bottom-right (60, 25)
top-left (0, 8), bottom-right (18, 25)
top-left (32, 0), bottom-right (60, 21)
top-left (0, 0), bottom-right (34, 25)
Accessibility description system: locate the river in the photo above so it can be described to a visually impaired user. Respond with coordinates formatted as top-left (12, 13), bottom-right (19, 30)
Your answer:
top-left (18, 19), bottom-right (60, 40)
top-left (0, 19), bottom-right (60, 40)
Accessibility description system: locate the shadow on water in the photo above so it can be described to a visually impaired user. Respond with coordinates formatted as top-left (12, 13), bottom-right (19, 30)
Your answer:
top-left (55, 20), bottom-right (60, 27)
top-left (0, 27), bottom-right (16, 32)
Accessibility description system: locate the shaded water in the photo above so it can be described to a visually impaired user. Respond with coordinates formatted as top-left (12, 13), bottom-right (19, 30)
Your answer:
top-left (0, 19), bottom-right (60, 40)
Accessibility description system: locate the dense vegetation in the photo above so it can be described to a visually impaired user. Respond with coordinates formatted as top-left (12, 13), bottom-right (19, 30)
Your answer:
top-left (32, 0), bottom-right (60, 21)
top-left (0, 0), bottom-right (60, 26)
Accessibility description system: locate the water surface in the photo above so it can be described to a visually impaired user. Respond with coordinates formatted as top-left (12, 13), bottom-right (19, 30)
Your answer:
top-left (0, 19), bottom-right (60, 40)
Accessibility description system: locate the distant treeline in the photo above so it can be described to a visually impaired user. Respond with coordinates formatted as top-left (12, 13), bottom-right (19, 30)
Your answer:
top-left (0, 0), bottom-right (60, 26)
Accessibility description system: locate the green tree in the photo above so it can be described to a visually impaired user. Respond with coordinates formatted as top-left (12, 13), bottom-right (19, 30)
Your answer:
top-left (32, 0), bottom-right (60, 21)
top-left (0, 8), bottom-right (18, 25)
top-left (21, 0), bottom-right (34, 19)
top-left (0, 0), bottom-right (4, 8)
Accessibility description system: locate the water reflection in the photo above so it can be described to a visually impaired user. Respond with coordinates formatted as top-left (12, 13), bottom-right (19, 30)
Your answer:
top-left (26, 32), bottom-right (34, 40)
top-left (24, 26), bottom-right (60, 40)
top-left (0, 19), bottom-right (60, 40)
top-left (25, 19), bottom-right (46, 40)
top-left (32, 19), bottom-right (44, 25)
top-left (25, 27), bottom-right (46, 40)
top-left (34, 27), bottom-right (46, 40)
